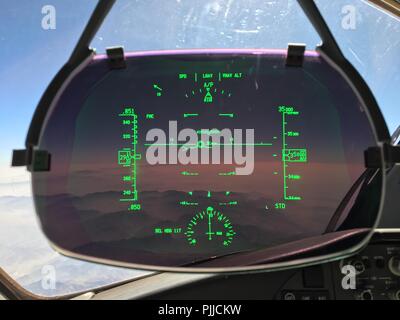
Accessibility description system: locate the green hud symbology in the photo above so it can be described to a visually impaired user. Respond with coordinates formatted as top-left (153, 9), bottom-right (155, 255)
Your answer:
top-left (180, 72), bottom-right (241, 103)
top-left (116, 72), bottom-right (309, 249)
top-left (185, 207), bottom-right (236, 247)
top-left (118, 107), bottom-right (141, 211)
top-left (279, 106), bottom-right (308, 203)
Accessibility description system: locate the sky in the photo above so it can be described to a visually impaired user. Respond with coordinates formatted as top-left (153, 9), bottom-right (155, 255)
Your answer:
top-left (0, 0), bottom-right (398, 296)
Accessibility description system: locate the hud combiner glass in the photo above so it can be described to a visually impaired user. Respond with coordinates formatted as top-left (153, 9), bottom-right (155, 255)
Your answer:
top-left (12, 0), bottom-right (398, 272)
